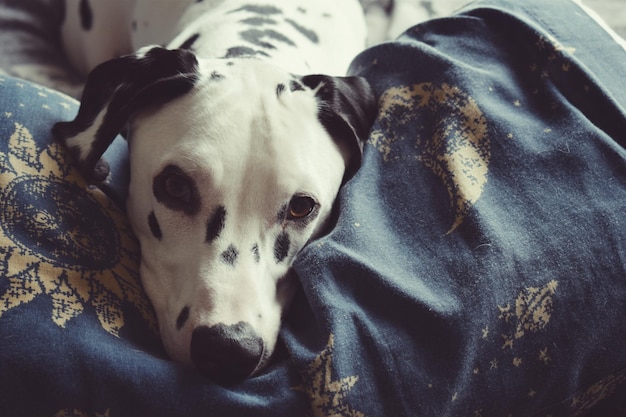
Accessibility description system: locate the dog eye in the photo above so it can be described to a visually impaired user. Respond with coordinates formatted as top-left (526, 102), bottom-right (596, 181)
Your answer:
top-left (287, 195), bottom-right (316, 220)
top-left (153, 165), bottom-right (200, 215)
top-left (164, 173), bottom-right (192, 203)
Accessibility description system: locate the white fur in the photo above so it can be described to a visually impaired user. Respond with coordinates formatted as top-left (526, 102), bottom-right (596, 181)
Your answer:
top-left (61, 0), bottom-right (367, 377)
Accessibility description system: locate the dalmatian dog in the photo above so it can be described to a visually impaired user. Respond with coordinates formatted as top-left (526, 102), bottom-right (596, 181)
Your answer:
top-left (53, 0), bottom-right (377, 384)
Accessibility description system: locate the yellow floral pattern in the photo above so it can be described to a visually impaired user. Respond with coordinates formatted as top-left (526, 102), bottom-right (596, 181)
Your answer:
top-left (0, 115), bottom-right (156, 336)
top-left (370, 83), bottom-right (489, 234)
top-left (498, 280), bottom-right (559, 340)
top-left (569, 370), bottom-right (626, 417)
top-left (298, 334), bottom-right (365, 417)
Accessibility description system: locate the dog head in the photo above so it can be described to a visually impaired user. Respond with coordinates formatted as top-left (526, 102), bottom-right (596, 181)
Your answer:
top-left (54, 46), bottom-right (376, 384)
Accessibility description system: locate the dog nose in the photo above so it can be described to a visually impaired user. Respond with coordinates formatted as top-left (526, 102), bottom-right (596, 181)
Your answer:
top-left (190, 322), bottom-right (264, 384)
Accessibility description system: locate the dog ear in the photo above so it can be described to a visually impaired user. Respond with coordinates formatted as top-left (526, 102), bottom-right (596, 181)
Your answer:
top-left (53, 46), bottom-right (200, 181)
top-left (301, 74), bottom-right (377, 181)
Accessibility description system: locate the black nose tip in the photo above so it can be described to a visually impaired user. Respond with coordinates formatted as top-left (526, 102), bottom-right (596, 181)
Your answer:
top-left (190, 322), bottom-right (264, 384)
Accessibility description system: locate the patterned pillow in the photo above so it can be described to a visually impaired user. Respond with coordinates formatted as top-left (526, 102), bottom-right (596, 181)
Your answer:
top-left (0, 76), bottom-right (304, 416)
top-left (0, 84), bottom-right (148, 336)
top-left (0, 76), bottom-right (152, 413)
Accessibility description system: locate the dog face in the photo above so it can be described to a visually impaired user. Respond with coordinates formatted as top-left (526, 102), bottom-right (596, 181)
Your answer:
top-left (54, 47), bottom-right (376, 384)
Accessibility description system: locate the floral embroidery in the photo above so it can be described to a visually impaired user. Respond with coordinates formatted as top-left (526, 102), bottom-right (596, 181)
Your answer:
top-left (370, 83), bottom-right (489, 233)
top-left (0, 121), bottom-right (155, 336)
top-left (298, 334), bottom-right (365, 417)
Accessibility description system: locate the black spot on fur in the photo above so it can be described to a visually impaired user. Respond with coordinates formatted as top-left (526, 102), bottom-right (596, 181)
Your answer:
top-left (176, 306), bottom-right (190, 330)
top-left (251, 243), bottom-right (260, 263)
top-left (297, 7), bottom-right (306, 13)
top-left (240, 17), bottom-right (277, 26)
top-left (276, 203), bottom-right (288, 222)
top-left (276, 83), bottom-right (286, 97)
top-left (210, 71), bottom-right (225, 81)
top-left (229, 5), bottom-right (282, 15)
top-left (79, 0), bottom-right (93, 30)
top-left (180, 33), bottom-right (200, 50)
top-left (148, 211), bottom-right (162, 240)
top-left (206, 206), bottom-right (226, 244)
top-left (221, 245), bottom-right (239, 266)
top-left (153, 165), bottom-right (201, 216)
top-left (274, 232), bottom-right (290, 263)
top-left (227, 61), bottom-right (235, 66)
top-left (285, 19), bottom-right (318, 43)
top-left (223, 46), bottom-right (270, 59)
top-left (91, 159), bottom-right (110, 182)
top-left (289, 80), bottom-right (305, 92)
top-left (241, 29), bottom-right (295, 50)
top-left (299, 74), bottom-right (377, 181)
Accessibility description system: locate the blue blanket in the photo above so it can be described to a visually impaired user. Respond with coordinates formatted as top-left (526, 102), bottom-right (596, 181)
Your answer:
top-left (1, 0), bottom-right (625, 415)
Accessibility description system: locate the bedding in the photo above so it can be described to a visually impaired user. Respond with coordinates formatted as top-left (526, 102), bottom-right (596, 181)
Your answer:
top-left (1, 0), bottom-right (626, 416)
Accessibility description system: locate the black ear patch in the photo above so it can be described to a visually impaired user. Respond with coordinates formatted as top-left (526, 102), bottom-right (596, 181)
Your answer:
top-left (301, 75), bottom-right (377, 180)
top-left (176, 306), bottom-right (191, 330)
top-left (53, 47), bottom-right (200, 180)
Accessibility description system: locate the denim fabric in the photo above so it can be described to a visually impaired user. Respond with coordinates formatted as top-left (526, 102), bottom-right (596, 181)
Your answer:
top-left (286, 0), bottom-right (626, 416)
